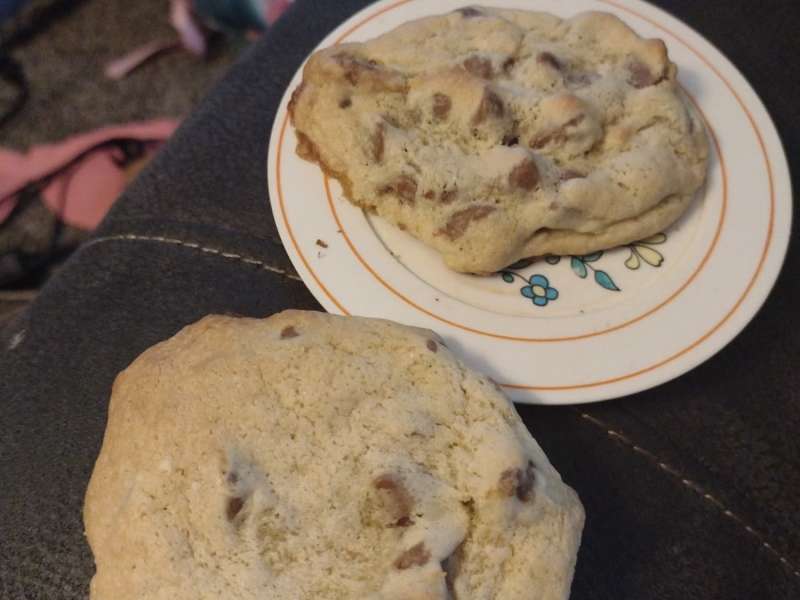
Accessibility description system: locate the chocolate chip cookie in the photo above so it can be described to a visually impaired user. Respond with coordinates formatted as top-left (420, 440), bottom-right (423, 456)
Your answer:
top-left (84, 311), bottom-right (584, 599)
top-left (289, 7), bottom-right (708, 273)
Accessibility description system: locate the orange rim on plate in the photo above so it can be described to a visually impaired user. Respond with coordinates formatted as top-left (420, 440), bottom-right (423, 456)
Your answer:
top-left (275, 0), bottom-right (775, 392)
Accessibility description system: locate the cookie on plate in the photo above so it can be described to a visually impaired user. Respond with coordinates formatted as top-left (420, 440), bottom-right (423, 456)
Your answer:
top-left (289, 6), bottom-right (708, 273)
top-left (84, 310), bottom-right (584, 599)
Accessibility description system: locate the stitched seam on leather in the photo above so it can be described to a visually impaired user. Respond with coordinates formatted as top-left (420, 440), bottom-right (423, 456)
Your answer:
top-left (578, 411), bottom-right (800, 582)
top-left (82, 234), bottom-right (302, 282)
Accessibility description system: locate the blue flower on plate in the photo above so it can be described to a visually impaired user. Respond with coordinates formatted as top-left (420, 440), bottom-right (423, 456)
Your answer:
top-left (520, 274), bottom-right (559, 307)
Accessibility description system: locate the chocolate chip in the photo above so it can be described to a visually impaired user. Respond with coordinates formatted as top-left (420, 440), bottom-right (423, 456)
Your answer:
top-left (474, 89), bottom-right (504, 123)
top-left (498, 468), bottom-right (518, 497)
top-left (332, 54), bottom-right (405, 91)
top-left (374, 475), bottom-right (409, 496)
top-left (424, 190), bottom-right (435, 199)
top-left (394, 542), bottom-right (431, 570)
top-left (372, 122), bottom-right (385, 163)
top-left (392, 515), bottom-right (414, 528)
top-left (315, 239), bottom-right (328, 248)
top-left (433, 93), bottom-right (452, 119)
top-left (628, 61), bottom-right (655, 89)
top-left (537, 51), bottom-right (562, 71)
top-left (517, 461), bottom-right (536, 501)
top-left (456, 7), bottom-right (483, 18)
top-left (339, 58), bottom-right (361, 86)
top-left (426, 339), bottom-right (438, 353)
top-left (461, 497), bottom-right (475, 516)
top-left (396, 176), bottom-right (418, 203)
top-left (397, 176), bottom-right (418, 203)
top-left (463, 55), bottom-right (493, 79)
top-left (339, 98), bottom-right (352, 109)
top-left (502, 57), bottom-right (516, 74)
top-left (335, 53), bottom-right (377, 86)
top-left (374, 476), bottom-right (394, 490)
top-left (502, 134), bottom-right (519, 147)
top-left (374, 474), bottom-right (415, 528)
top-left (440, 189), bottom-right (457, 204)
top-left (280, 326), bottom-right (299, 339)
top-left (437, 205), bottom-right (496, 240)
top-left (226, 496), bottom-right (245, 521)
top-left (509, 159), bottom-right (540, 190)
top-left (530, 131), bottom-right (555, 149)
top-left (498, 460), bottom-right (536, 501)
top-left (379, 175), bottom-right (417, 204)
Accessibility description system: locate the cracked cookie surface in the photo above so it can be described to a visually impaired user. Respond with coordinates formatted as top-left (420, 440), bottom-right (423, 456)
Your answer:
top-left (84, 310), bottom-right (584, 599)
top-left (290, 6), bottom-right (708, 273)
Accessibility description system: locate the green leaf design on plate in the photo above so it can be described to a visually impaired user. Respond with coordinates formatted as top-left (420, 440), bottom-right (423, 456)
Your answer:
top-left (594, 270), bottom-right (620, 291)
top-left (570, 257), bottom-right (588, 278)
top-left (545, 255), bottom-right (561, 265)
top-left (625, 250), bottom-right (641, 270)
top-left (581, 251), bottom-right (603, 263)
top-left (501, 272), bottom-right (514, 283)
top-left (636, 245), bottom-right (664, 267)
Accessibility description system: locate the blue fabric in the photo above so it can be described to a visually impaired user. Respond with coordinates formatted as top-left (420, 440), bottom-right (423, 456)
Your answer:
top-left (193, 0), bottom-right (268, 32)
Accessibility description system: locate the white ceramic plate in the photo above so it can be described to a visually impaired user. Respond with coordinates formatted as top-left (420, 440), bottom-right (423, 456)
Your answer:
top-left (268, 0), bottom-right (792, 404)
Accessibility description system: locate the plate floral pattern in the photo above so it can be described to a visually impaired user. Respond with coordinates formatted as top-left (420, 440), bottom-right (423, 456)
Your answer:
top-left (270, 0), bottom-right (791, 403)
top-left (499, 234), bottom-right (668, 307)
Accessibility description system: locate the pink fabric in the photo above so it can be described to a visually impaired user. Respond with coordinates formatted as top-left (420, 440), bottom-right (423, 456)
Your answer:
top-left (104, 0), bottom-right (294, 80)
top-left (265, 0), bottom-right (293, 24)
top-left (104, 0), bottom-right (202, 81)
top-left (104, 40), bottom-right (180, 80)
top-left (0, 193), bottom-right (13, 224)
top-left (171, 0), bottom-right (206, 55)
top-left (0, 120), bottom-right (178, 230)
